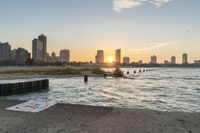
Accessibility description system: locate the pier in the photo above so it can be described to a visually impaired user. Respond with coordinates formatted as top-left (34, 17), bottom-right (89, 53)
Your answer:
top-left (0, 79), bottom-right (49, 96)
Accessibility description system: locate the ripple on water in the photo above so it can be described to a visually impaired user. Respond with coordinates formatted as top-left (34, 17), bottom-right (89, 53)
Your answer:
top-left (2, 68), bottom-right (200, 113)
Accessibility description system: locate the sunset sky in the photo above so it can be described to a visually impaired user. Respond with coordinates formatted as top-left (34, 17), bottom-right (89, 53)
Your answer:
top-left (0, 0), bottom-right (200, 63)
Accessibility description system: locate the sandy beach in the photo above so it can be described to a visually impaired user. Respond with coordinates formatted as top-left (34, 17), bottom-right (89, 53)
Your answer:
top-left (0, 99), bottom-right (199, 133)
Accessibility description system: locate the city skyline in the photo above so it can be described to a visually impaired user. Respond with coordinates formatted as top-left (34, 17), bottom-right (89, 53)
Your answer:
top-left (1, 38), bottom-right (199, 64)
top-left (0, 0), bottom-right (200, 63)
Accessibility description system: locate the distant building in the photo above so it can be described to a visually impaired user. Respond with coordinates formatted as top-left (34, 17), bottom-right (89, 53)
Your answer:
top-left (164, 60), bottom-right (169, 65)
top-left (46, 53), bottom-right (51, 62)
top-left (51, 52), bottom-right (56, 62)
top-left (11, 49), bottom-right (17, 60)
top-left (51, 52), bottom-right (60, 62)
top-left (0, 42), bottom-right (11, 62)
top-left (60, 49), bottom-right (70, 62)
top-left (123, 57), bottom-right (130, 64)
top-left (11, 48), bottom-right (30, 64)
top-left (194, 60), bottom-right (200, 64)
top-left (38, 34), bottom-right (47, 61)
top-left (171, 56), bottom-right (176, 64)
top-left (32, 39), bottom-right (43, 61)
top-left (115, 49), bottom-right (121, 64)
top-left (151, 55), bottom-right (157, 64)
top-left (182, 53), bottom-right (188, 64)
top-left (95, 50), bottom-right (104, 64)
top-left (138, 60), bottom-right (143, 64)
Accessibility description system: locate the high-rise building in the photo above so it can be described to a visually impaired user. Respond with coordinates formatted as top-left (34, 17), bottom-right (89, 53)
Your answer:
top-left (151, 55), bottom-right (157, 64)
top-left (115, 49), bottom-right (121, 64)
top-left (0, 42), bottom-right (11, 62)
top-left (60, 49), bottom-right (70, 62)
top-left (38, 34), bottom-right (47, 61)
top-left (182, 53), bottom-right (188, 64)
top-left (95, 50), bottom-right (104, 64)
top-left (32, 39), bottom-right (43, 61)
top-left (11, 49), bottom-right (17, 60)
top-left (123, 57), bottom-right (130, 64)
top-left (171, 56), bottom-right (176, 64)
top-left (11, 48), bottom-right (30, 64)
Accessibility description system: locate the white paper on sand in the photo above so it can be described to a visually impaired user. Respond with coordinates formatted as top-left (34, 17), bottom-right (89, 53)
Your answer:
top-left (6, 100), bottom-right (57, 113)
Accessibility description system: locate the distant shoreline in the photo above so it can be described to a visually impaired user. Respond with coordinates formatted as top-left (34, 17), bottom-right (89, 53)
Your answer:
top-left (0, 66), bottom-right (199, 80)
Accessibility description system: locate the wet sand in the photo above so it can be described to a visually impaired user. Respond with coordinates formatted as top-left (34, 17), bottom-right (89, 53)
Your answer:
top-left (0, 99), bottom-right (199, 133)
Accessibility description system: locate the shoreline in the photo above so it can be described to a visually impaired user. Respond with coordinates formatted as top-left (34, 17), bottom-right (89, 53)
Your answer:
top-left (0, 74), bottom-right (105, 80)
top-left (0, 99), bottom-right (199, 133)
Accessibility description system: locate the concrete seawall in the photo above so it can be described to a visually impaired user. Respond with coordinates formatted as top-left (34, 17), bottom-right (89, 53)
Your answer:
top-left (0, 79), bottom-right (49, 96)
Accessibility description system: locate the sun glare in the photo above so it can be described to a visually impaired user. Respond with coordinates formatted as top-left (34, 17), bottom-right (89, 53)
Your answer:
top-left (107, 57), bottom-right (114, 63)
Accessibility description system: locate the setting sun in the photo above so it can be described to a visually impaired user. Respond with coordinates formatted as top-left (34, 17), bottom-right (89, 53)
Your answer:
top-left (107, 57), bottom-right (114, 63)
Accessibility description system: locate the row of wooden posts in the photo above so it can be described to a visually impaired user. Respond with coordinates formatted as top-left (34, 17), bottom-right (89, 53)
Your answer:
top-left (127, 69), bottom-right (151, 75)
top-left (84, 69), bottom-right (152, 82)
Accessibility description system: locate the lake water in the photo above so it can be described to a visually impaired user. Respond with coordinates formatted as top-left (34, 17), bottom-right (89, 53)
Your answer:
top-left (1, 68), bottom-right (200, 112)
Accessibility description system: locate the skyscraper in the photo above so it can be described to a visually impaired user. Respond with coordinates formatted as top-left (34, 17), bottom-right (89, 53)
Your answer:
top-left (171, 56), bottom-right (176, 64)
top-left (0, 42), bottom-right (11, 62)
top-left (60, 49), bottom-right (70, 62)
top-left (182, 53), bottom-right (188, 64)
top-left (11, 49), bottom-right (17, 60)
top-left (123, 57), bottom-right (130, 64)
top-left (95, 50), bottom-right (104, 64)
top-left (151, 55), bottom-right (157, 64)
top-left (38, 34), bottom-right (47, 61)
top-left (32, 39), bottom-right (43, 61)
top-left (115, 49), bottom-right (121, 64)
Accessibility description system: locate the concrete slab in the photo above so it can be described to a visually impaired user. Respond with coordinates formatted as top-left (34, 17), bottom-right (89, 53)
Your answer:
top-left (0, 100), bottom-right (200, 133)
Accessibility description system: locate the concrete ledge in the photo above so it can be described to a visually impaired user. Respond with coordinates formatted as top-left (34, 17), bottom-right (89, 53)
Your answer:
top-left (0, 79), bottom-right (49, 96)
top-left (0, 99), bottom-right (200, 133)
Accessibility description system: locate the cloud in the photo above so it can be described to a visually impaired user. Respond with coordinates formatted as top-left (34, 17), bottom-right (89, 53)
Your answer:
top-left (113, 0), bottom-right (173, 12)
top-left (132, 42), bottom-right (179, 52)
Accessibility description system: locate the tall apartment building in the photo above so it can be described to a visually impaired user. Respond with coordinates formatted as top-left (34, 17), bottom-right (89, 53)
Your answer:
top-left (171, 56), bottom-right (176, 64)
top-left (115, 49), bottom-right (121, 64)
top-left (182, 53), bottom-right (188, 64)
top-left (38, 34), bottom-right (47, 61)
top-left (95, 50), bottom-right (104, 64)
top-left (151, 55), bottom-right (157, 64)
top-left (0, 42), bottom-right (11, 62)
top-left (60, 49), bottom-right (70, 62)
top-left (32, 39), bottom-right (43, 61)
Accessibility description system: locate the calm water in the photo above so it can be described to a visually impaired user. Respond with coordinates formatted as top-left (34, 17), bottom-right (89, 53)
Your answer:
top-left (1, 68), bottom-right (200, 112)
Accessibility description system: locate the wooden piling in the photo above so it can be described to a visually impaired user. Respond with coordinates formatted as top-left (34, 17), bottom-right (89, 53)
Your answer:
top-left (84, 75), bottom-right (88, 82)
